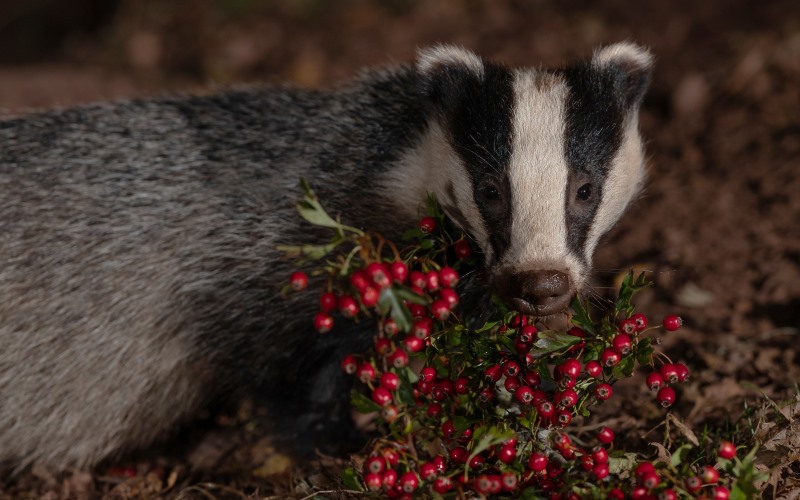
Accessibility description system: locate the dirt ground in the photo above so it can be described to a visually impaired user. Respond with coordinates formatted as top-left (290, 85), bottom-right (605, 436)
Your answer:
top-left (0, 0), bottom-right (798, 498)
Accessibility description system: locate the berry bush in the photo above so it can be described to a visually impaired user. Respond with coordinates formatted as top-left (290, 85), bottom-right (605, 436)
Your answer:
top-left (283, 182), bottom-right (764, 499)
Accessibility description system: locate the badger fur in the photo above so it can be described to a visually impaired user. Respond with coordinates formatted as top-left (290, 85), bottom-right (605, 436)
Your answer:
top-left (0, 43), bottom-right (652, 470)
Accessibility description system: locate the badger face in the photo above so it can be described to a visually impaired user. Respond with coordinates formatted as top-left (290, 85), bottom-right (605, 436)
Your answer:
top-left (414, 43), bottom-right (653, 316)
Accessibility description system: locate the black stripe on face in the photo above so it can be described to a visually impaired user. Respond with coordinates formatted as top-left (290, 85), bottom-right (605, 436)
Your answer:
top-left (444, 63), bottom-right (515, 264)
top-left (561, 65), bottom-right (625, 262)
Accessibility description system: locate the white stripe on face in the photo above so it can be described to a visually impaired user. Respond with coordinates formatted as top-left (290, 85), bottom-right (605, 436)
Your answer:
top-left (584, 118), bottom-right (646, 258)
top-left (499, 71), bottom-right (584, 286)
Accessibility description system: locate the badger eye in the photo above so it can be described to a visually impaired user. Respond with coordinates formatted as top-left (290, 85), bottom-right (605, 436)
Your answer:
top-left (576, 183), bottom-right (593, 202)
top-left (481, 184), bottom-right (501, 202)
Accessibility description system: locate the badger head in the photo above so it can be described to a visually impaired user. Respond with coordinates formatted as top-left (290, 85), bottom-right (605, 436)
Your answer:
top-left (409, 43), bottom-right (653, 316)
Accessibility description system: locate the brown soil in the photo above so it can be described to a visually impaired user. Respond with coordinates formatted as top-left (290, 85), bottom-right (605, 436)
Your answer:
top-left (1, 0), bottom-right (798, 498)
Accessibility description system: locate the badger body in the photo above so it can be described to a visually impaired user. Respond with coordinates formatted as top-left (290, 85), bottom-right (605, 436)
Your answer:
top-left (0, 44), bottom-right (652, 469)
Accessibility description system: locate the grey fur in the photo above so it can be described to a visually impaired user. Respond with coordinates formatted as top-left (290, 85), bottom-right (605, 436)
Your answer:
top-left (0, 45), bottom-right (650, 470)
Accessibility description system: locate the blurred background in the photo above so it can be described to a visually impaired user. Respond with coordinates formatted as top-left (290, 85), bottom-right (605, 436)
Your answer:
top-left (0, 0), bottom-right (798, 495)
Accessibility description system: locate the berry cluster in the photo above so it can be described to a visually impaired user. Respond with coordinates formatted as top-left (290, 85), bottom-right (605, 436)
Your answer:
top-left (282, 183), bottom-right (760, 498)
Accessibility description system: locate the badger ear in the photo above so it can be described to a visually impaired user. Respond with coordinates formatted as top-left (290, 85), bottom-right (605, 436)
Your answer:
top-left (591, 42), bottom-right (654, 110)
top-left (416, 45), bottom-right (485, 110)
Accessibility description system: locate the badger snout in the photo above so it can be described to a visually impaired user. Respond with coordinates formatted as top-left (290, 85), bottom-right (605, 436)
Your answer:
top-left (499, 269), bottom-right (575, 317)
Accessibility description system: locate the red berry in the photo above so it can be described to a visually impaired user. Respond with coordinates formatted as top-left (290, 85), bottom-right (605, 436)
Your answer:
top-left (338, 295), bottom-right (358, 318)
top-left (713, 486), bottom-right (730, 500)
top-left (592, 462), bottom-right (609, 480)
top-left (663, 314), bottom-right (683, 331)
top-left (380, 405), bottom-right (399, 422)
top-left (319, 291), bottom-right (337, 312)
top-left (515, 385), bottom-right (534, 405)
top-left (612, 333), bottom-right (633, 355)
top-left (537, 400), bottom-right (555, 418)
top-left (420, 366), bottom-right (437, 383)
top-left (523, 370), bottom-right (541, 387)
top-left (432, 476), bottom-right (452, 494)
top-left (288, 271), bottom-right (308, 291)
top-left (468, 453), bottom-right (485, 469)
top-left (503, 360), bottom-right (520, 377)
top-left (340, 355), bottom-right (358, 374)
top-left (438, 266), bottom-right (459, 288)
top-left (631, 312), bottom-right (648, 332)
top-left (366, 262), bottom-right (391, 288)
top-left (399, 472), bottom-right (419, 493)
top-left (365, 472), bottom-right (382, 491)
top-left (484, 364), bottom-right (502, 383)
top-left (371, 386), bottom-right (392, 406)
top-left (365, 455), bottom-right (386, 474)
top-left (402, 335), bottom-right (424, 353)
top-left (409, 270), bottom-right (426, 289)
top-left (600, 347), bottom-right (622, 367)
top-left (630, 486), bottom-right (649, 499)
top-left (432, 455), bottom-right (446, 472)
top-left (429, 299), bottom-right (450, 320)
top-left (474, 475), bottom-right (492, 495)
top-left (528, 452), bottom-right (548, 472)
top-left (313, 312), bottom-right (334, 333)
top-left (685, 475), bottom-right (702, 493)
top-left (501, 471), bottom-right (518, 491)
top-left (585, 360), bottom-right (602, 378)
top-left (382, 448), bottom-right (399, 466)
top-left (659, 363), bottom-right (679, 384)
top-left (388, 261), bottom-right (408, 284)
top-left (519, 325), bottom-right (538, 343)
top-left (454, 377), bottom-right (470, 394)
top-left (380, 372), bottom-right (400, 391)
top-left (607, 488), bottom-right (625, 500)
top-left (718, 440), bottom-right (736, 459)
top-left (375, 338), bottom-right (392, 356)
top-left (383, 318), bottom-right (399, 336)
top-left (412, 318), bottom-right (433, 339)
top-left (558, 359), bottom-right (582, 379)
top-left (555, 388), bottom-right (578, 408)
top-left (595, 382), bottom-right (613, 400)
top-left (558, 375), bottom-right (577, 389)
top-left (497, 443), bottom-right (517, 464)
top-left (556, 409), bottom-right (572, 426)
top-left (360, 286), bottom-right (379, 307)
top-left (418, 216), bottom-right (437, 234)
top-left (646, 372), bottom-right (665, 391)
top-left (356, 363), bottom-right (376, 384)
top-left (591, 446), bottom-right (609, 464)
top-left (419, 461), bottom-right (437, 481)
top-left (424, 270), bottom-right (440, 291)
top-left (478, 387), bottom-right (494, 403)
top-left (634, 462), bottom-right (655, 479)
top-left (449, 446), bottom-right (468, 463)
top-left (656, 386), bottom-right (676, 407)
top-left (658, 489), bottom-right (677, 500)
top-left (701, 465), bottom-right (720, 484)
top-left (640, 470), bottom-right (660, 489)
top-left (439, 288), bottom-right (459, 308)
top-left (504, 376), bottom-right (521, 393)
top-left (382, 468), bottom-right (398, 488)
top-left (515, 339), bottom-right (533, 354)
top-left (350, 270), bottom-right (370, 291)
top-left (441, 420), bottom-right (456, 440)
top-left (619, 317), bottom-right (637, 335)
top-left (426, 402), bottom-right (442, 418)
top-left (597, 426), bottom-right (615, 444)
top-left (675, 362), bottom-right (690, 382)
top-left (453, 239), bottom-right (473, 259)
top-left (387, 349), bottom-right (408, 368)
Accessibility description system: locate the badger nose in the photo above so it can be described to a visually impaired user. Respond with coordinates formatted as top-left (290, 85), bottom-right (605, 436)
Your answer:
top-left (509, 270), bottom-right (574, 317)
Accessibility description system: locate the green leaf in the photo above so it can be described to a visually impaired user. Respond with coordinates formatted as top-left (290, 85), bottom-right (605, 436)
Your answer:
top-left (402, 227), bottom-right (424, 241)
top-left (350, 390), bottom-right (381, 414)
top-left (296, 178), bottom-right (363, 236)
top-left (611, 355), bottom-right (636, 378)
top-left (377, 287), bottom-right (413, 333)
top-left (670, 443), bottom-right (694, 467)
top-left (468, 426), bottom-right (515, 465)
top-left (532, 330), bottom-right (581, 358)
top-left (570, 294), bottom-right (595, 334)
top-left (341, 466), bottom-right (364, 491)
top-left (636, 338), bottom-right (655, 366)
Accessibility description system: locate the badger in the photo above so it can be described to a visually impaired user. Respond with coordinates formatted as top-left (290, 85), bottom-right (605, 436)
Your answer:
top-left (0, 43), bottom-right (652, 470)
